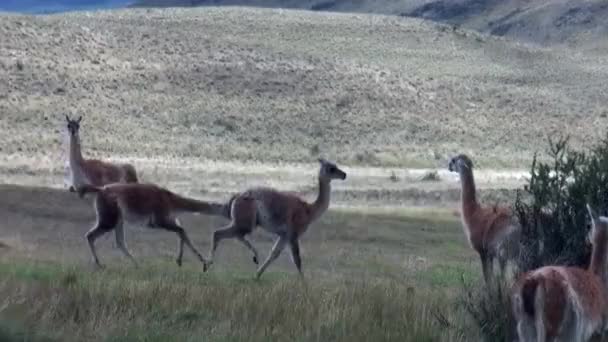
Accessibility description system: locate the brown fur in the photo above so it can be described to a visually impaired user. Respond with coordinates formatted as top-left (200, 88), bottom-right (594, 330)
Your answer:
top-left (512, 205), bottom-right (608, 342)
top-left (448, 154), bottom-right (520, 286)
top-left (78, 159), bottom-right (138, 187)
top-left (207, 159), bottom-right (347, 279)
top-left (78, 183), bottom-right (225, 269)
top-left (65, 115), bottom-right (138, 192)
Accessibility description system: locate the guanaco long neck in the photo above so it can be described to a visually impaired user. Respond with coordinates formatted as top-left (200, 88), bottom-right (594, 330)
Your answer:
top-left (459, 169), bottom-right (480, 217)
top-left (589, 236), bottom-right (608, 287)
top-left (68, 133), bottom-right (85, 168)
top-left (309, 177), bottom-right (331, 223)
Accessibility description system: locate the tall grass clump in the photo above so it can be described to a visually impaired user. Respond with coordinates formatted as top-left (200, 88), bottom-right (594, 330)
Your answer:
top-left (461, 135), bottom-right (608, 341)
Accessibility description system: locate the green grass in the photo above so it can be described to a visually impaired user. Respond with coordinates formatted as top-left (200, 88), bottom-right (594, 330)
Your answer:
top-left (0, 187), bottom-right (486, 341)
top-left (0, 261), bottom-right (474, 342)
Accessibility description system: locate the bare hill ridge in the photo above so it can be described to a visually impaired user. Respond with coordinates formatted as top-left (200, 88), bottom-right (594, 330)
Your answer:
top-left (407, 0), bottom-right (608, 47)
top-left (131, 0), bottom-right (608, 47)
top-left (1, 7), bottom-right (606, 172)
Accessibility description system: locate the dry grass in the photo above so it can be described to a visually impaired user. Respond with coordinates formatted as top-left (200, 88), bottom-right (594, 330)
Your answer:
top-left (0, 261), bottom-right (473, 342)
top-left (1, 7), bottom-right (607, 175)
top-left (0, 184), bottom-right (482, 341)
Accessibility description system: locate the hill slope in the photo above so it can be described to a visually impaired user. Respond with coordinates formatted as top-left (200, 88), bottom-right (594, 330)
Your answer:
top-left (406, 0), bottom-right (608, 46)
top-left (0, 0), bottom-right (132, 14)
top-left (130, 0), bottom-right (608, 47)
top-left (1, 7), bottom-right (607, 171)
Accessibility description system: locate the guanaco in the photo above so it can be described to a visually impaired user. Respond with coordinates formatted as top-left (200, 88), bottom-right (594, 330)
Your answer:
top-left (65, 115), bottom-right (138, 192)
top-left (512, 204), bottom-right (608, 342)
top-left (77, 183), bottom-right (225, 269)
top-left (448, 154), bottom-right (521, 286)
top-left (207, 158), bottom-right (347, 279)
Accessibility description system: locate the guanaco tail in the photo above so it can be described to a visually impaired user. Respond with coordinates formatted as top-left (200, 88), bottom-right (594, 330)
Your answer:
top-left (207, 158), bottom-right (347, 279)
top-left (77, 183), bottom-right (225, 270)
top-left (448, 154), bottom-right (521, 286)
top-left (64, 115), bottom-right (138, 192)
top-left (511, 204), bottom-right (608, 342)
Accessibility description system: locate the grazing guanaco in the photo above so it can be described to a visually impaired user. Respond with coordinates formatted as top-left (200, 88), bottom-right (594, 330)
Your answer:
top-left (65, 115), bottom-right (138, 192)
top-left (207, 158), bottom-right (347, 279)
top-left (512, 204), bottom-right (608, 342)
top-left (448, 154), bottom-right (521, 286)
top-left (77, 183), bottom-right (225, 269)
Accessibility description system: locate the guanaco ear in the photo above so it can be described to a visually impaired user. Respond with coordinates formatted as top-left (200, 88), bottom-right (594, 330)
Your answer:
top-left (65, 115), bottom-right (70, 122)
top-left (455, 158), bottom-right (467, 170)
top-left (77, 116), bottom-right (82, 123)
top-left (587, 203), bottom-right (599, 223)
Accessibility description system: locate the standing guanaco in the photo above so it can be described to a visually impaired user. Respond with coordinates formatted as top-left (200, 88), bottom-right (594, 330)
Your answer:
top-left (448, 154), bottom-right (521, 286)
top-left (64, 115), bottom-right (138, 192)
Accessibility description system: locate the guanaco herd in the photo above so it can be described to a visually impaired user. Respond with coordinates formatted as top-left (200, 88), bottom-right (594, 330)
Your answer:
top-left (64, 115), bottom-right (606, 341)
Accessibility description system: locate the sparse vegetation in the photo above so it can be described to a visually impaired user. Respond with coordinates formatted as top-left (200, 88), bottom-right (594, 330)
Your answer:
top-left (389, 171), bottom-right (399, 182)
top-left (420, 170), bottom-right (441, 182)
top-left (1, 7), bottom-right (607, 175)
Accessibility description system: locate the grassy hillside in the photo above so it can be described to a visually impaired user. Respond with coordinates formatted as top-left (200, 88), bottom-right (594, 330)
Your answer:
top-left (130, 0), bottom-right (608, 47)
top-left (407, 0), bottom-right (608, 47)
top-left (1, 7), bottom-right (607, 172)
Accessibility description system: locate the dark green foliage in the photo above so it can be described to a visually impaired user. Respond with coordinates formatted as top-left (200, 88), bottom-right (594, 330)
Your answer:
top-left (463, 134), bottom-right (608, 341)
top-left (459, 279), bottom-right (515, 342)
top-left (515, 135), bottom-right (608, 271)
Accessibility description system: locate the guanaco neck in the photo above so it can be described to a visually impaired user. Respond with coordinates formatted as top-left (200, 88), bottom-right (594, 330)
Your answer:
top-left (309, 176), bottom-right (331, 223)
top-left (68, 132), bottom-right (85, 168)
top-left (588, 237), bottom-right (608, 287)
top-left (459, 168), bottom-right (480, 217)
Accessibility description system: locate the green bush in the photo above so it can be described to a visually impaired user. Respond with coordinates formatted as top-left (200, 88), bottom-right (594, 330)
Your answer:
top-left (514, 135), bottom-right (608, 271)
top-left (463, 134), bottom-right (608, 341)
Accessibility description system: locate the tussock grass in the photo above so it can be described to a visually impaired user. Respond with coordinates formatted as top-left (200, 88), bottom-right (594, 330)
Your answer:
top-left (0, 261), bottom-right (470, 342)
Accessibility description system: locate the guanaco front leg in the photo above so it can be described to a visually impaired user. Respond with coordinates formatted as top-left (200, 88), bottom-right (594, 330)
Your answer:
top-left (256, 235), bottom-right (288, 279)
top-left (289, 237), bottom-right (303, 276)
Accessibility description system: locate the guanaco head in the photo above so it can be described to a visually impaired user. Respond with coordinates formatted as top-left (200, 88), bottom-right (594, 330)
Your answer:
top-left (448, 154), bottom-right (473, 174)
top-left (586, 203), bottom-right (608, 247)
top-left (318, 158), bottom-right (347, 181)
top-left (65, 115), bottom-right (82, 138)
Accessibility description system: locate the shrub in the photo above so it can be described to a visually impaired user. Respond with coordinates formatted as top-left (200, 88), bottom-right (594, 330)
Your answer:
top-left (514, 135), bottom-right (608, 271)
top-left (458, 279), bottom-right (515, 342)
top-left (462, 134), bottom-right (608, 341)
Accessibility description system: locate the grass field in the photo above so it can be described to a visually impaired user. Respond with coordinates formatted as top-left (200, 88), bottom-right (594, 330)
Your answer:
top-left (0, 184), bottom-right (480, 341)
top-left (1, 7), bottom-right (607, 172)
top-left (1, 5), bottom-right (607, 341)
